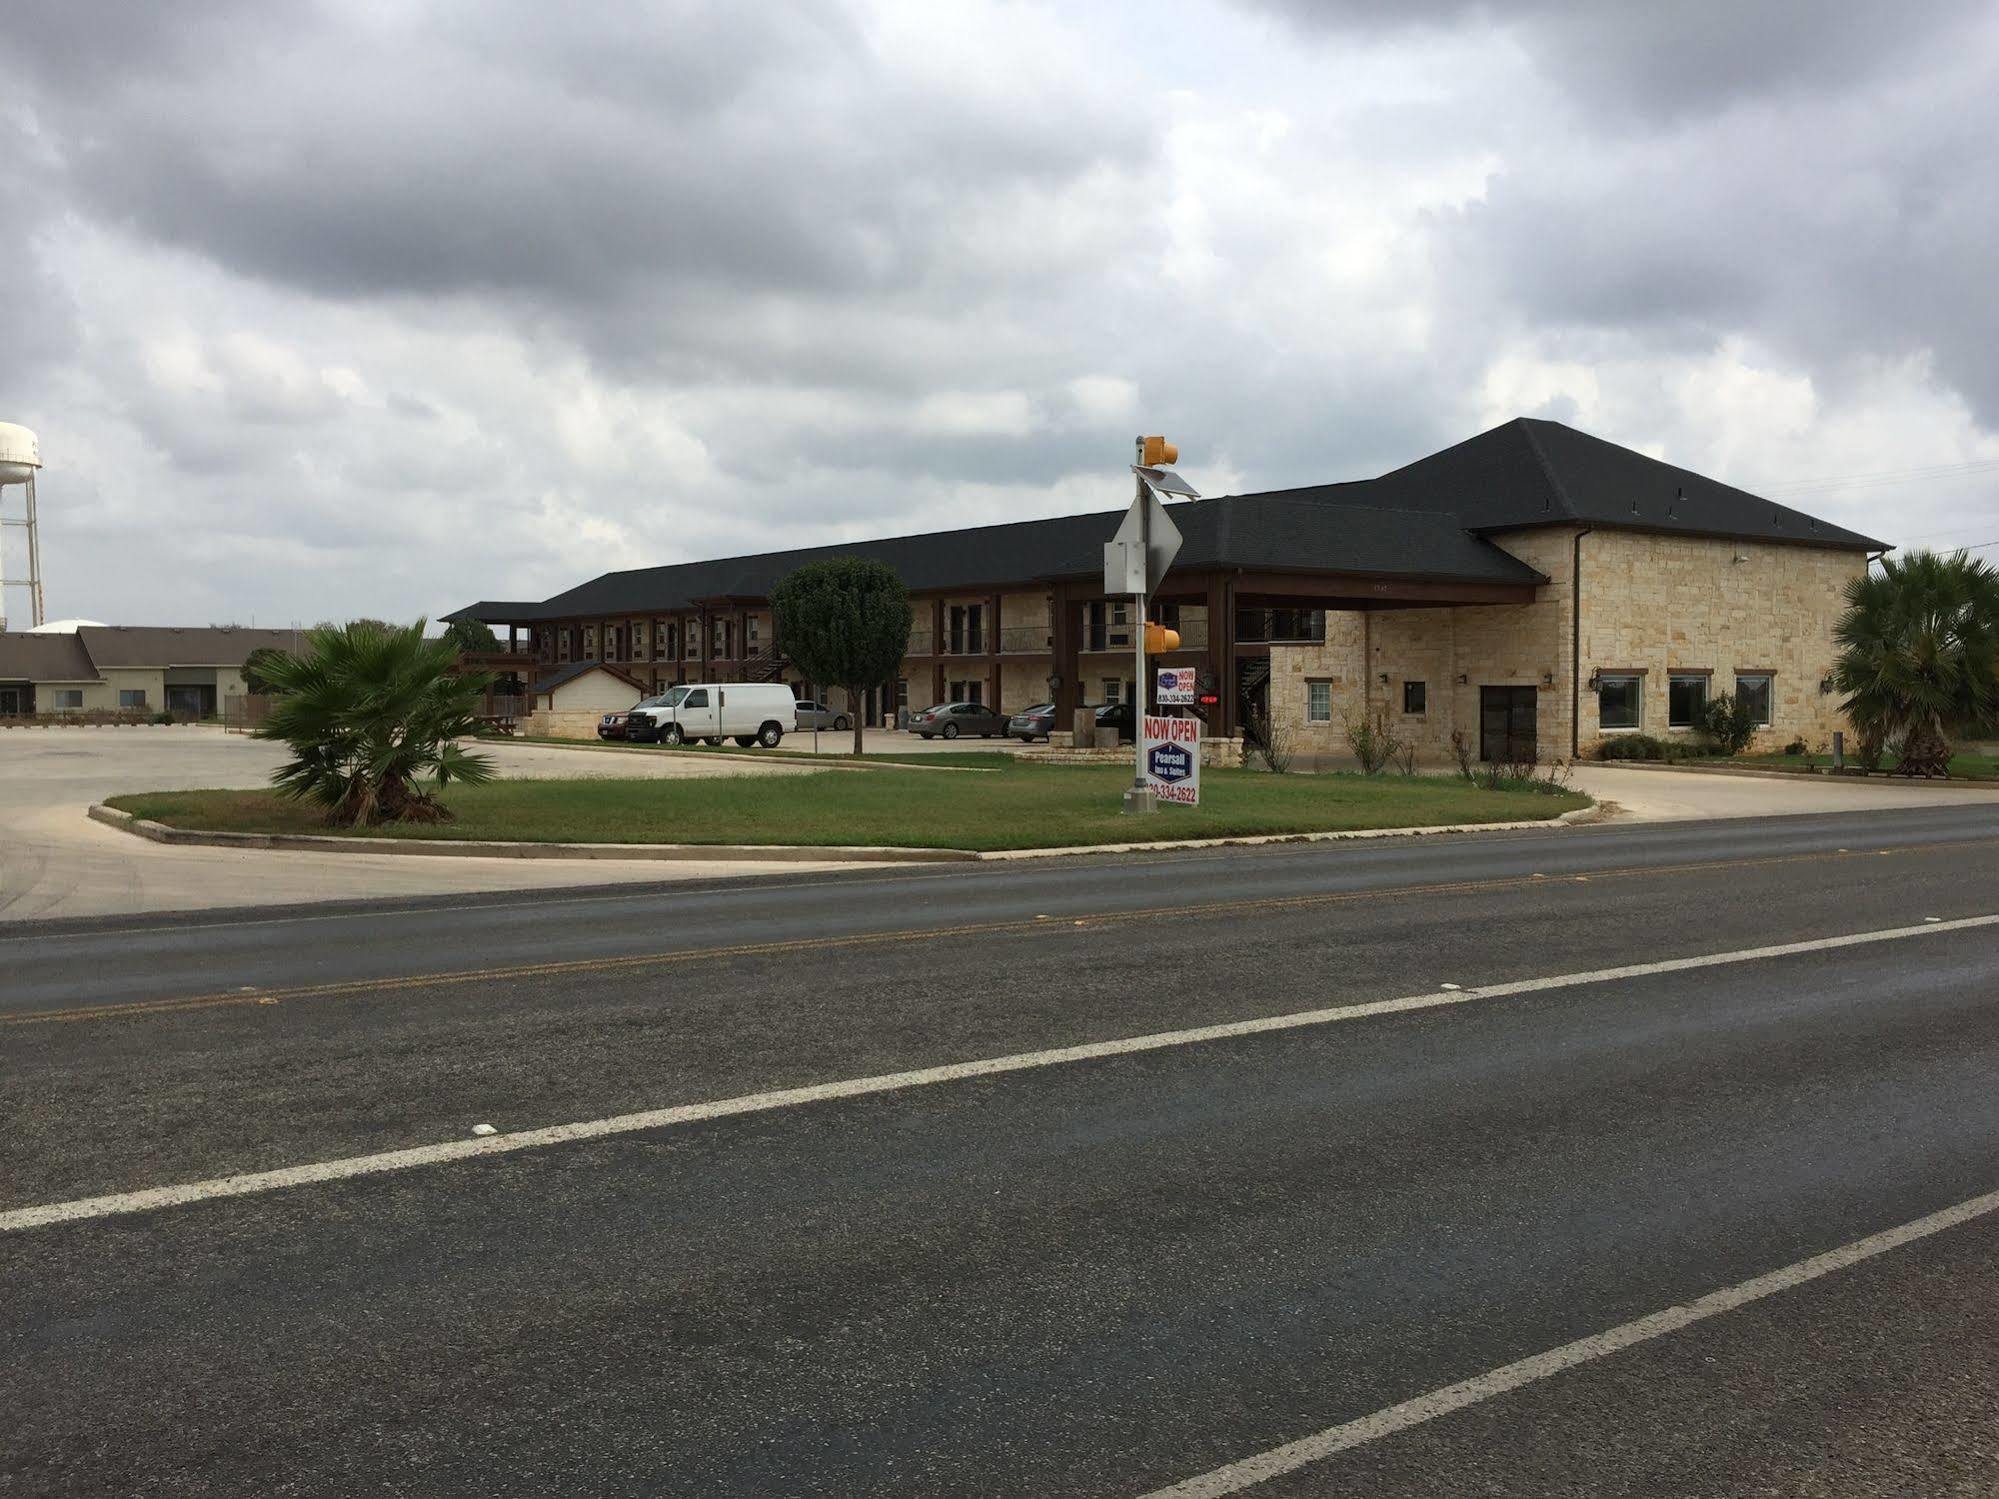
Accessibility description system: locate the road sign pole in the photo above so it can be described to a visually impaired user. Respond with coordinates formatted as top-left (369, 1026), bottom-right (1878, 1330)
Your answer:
top-left (1124, 439), bottom-right (1156, 814)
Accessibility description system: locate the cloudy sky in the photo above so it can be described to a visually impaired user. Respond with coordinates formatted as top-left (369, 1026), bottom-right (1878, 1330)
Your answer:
top-left (3, 0), bottom-right (1996, 628)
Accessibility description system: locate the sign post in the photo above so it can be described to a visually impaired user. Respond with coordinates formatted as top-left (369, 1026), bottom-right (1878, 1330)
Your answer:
top-left (1104, 438), bottom-right (1190, 814)
top-left (1142, 713), bottom-right (1201, 804)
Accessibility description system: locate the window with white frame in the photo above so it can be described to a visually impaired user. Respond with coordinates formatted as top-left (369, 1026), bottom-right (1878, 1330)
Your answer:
top-left (1734, 673), bottom-right (1773, 727)
top-left (1102, 677), bottom-right (1121, 706)
top-left (1306, 680), bottom-right (1332, 723)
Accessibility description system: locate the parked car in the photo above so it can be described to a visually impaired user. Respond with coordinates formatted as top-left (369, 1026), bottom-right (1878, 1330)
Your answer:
top-left (628, 682), bottom-right (794, 747)
top-left (597, 710), bottom-right (629, 741)
top-left (1094, 701), bottom-right (1136, 744)
top-left (1007, 702), bottom-right (1058, 742)
top-left (792, 698), bottom-right (851, 732)
top-left (910, 700), bottom-right (1010, 739)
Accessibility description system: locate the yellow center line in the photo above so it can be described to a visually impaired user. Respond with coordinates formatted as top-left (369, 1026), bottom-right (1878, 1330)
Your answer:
top-left (7, 837), bottom-right (1992, 1029)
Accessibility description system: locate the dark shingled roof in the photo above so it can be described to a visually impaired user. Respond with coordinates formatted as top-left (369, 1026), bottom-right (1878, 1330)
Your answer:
top-left (1270, 418), bottom-right (1889, 550)
top-left (448, 418), bottom-right (1884, 623)
top-left (0, 632), bottom-right (98, 682)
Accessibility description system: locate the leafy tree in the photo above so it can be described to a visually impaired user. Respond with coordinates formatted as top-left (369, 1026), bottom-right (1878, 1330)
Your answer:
top-left (443, 617), bottom-right (500, 652)
top-left (1700, 692), bottom-right (1757, 755)
top-left (769, 557), bottom-right (912, 754)
top-left (253, 619), bottom-right (495, 824)
top-left (241, 646), bottom-right (290, 695)
top-left (1832, 549), bottom-right (1999, 777)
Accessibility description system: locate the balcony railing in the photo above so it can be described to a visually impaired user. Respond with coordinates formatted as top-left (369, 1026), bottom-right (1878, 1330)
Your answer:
top-left (1000, 625), bottom-right (1050, 654)
top-left (941, 631), bottom-right (986, 656)
top-left (906, 631), bottom-right (936, 657)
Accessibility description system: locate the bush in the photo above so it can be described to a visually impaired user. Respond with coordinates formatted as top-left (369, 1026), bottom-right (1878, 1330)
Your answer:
top-left (152, 711), bottom-right (175, 725)
top-left (1782, 738), bottom-right (1806, 756)
top-left (1596, 733), bottom-right (1664, 760)
top-left (1342, 702), bottom-right (1403, 775)
top-left (1700, 693), bottom-right (1757, 755)
top-left (1595, 732), bottom-right (1724, 763)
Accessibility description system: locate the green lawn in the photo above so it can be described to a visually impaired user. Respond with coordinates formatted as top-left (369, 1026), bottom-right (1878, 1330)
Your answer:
top-left (108, 763), bottom-right (1587, 852)
top-left (1734, 750), bottom-right (1999, 779)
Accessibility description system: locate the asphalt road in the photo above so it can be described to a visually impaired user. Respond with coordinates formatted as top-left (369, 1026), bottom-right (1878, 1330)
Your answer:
top-left (7, 805), bottom-right (1999, 1495)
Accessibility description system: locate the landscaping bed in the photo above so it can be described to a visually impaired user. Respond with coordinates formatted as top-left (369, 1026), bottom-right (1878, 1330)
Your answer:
top-left (107, 763), bottom-right (1587, 853)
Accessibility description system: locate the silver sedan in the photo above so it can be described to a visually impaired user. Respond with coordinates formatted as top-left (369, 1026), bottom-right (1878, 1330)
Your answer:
top-left (792, 698), bottom-right (852, 731)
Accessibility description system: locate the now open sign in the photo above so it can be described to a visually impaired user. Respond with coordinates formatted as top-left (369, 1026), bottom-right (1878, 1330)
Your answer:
top-left (1142, 714), bottom-right (1201, 804)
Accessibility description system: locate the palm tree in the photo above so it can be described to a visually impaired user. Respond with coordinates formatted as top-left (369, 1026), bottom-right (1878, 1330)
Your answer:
top-left (1832, 550), bottom-right (1999, 777)
top-left (253, 619), bottom-right (496, 824)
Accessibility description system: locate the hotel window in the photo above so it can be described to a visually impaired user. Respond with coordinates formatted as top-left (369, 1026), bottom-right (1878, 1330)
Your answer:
top-left (1735, 673), bottom-right (1773, 728)
top-left (558, 628), bottom-right (573, 662)
top-left (655, 622), bottom-right (672, 657)
top-left (631, 623), bottom-right (648, 661)
top-left (119, 689), bottom-right (148, 709)
top-left (54, 689), bottom-right (84, 710)
top-left (1102, 678), bottom-right (1121, 707)
top-left (582, 626), bottom-right (597, 658)
top-left (1403, 681), bottom-right (1427, 715)
top-left (1668, 673), bottom-right (1708, 729)
top-left (1597, 674), bottom-right (1642, 731)
top-left (1306, 680), bottom-right (1332, 723)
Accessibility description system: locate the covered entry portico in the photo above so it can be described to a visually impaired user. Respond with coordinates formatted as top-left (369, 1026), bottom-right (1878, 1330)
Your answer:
top-left (1047, 565), bottom-right (1545, 747)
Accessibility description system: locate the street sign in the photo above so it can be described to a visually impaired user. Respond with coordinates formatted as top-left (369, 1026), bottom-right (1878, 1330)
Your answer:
top-left (1142, 714), bottom-right (1201, 804)
top-left (1155, 666), bottom-right (1195, 705)
top-left (1102, 490), bottom-right (1182, 597)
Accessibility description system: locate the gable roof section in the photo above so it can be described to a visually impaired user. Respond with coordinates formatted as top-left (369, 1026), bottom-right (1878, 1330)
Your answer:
top-left (1340, 418), bottom-right (1888, 549)
top-left (529, 661), bottom-right (645, 697)
top-left (76, 626), bottom-right (310, 668)
top-left (0, 632), bottom-right (98, 682)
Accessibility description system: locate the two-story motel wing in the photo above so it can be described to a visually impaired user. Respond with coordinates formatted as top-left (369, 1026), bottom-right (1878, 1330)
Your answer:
top-left (445, 418), bottom-right (1886, 759)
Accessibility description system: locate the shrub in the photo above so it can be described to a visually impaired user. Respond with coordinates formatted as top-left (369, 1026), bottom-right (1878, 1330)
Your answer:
top-left (1700, 693), bottom-right (1758, 755)
top-left (1596, 733), bottom-right (1663, 761)
top-left (1342, 702), bottom-right (1403, 775)
top-left (1449, 728), bottom-right (1476, 781)
top-left (1782, 738), bottom-right (1806, 756)
top-left (152, 711), bottom-right (175, 724)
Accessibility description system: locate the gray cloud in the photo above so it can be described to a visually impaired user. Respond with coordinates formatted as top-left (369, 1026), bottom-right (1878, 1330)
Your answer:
top-left (0, 0), bottom-right (1994, 628)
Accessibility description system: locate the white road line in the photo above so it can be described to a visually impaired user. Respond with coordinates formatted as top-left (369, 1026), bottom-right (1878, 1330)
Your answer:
top-left (1140, 1184), bottom-right (1999, 1497)
top-left (4, 913), bottom-right (1994, 1235)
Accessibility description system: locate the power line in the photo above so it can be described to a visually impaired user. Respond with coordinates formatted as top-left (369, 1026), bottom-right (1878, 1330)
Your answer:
top-left (1760, 456), bottom-right (1999, 497)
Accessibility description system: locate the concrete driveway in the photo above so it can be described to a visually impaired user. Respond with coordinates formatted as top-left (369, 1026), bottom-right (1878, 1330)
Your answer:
top-left (1569, 762), bottom-right (1999, 820)
top-left (0, 727), bottom-right (851, 923)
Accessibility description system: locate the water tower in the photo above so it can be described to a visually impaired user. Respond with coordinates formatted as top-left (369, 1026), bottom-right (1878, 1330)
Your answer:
top-left (0, 423), bottom-right (43, 631)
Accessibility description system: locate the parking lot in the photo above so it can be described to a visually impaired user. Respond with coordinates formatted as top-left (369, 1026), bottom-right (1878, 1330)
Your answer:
top-left (0, 727), bottom-right (853, 922)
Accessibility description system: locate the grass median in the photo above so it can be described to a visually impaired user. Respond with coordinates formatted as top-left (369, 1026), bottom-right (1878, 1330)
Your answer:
top-left (108, 763), bottom-right (1587, 852)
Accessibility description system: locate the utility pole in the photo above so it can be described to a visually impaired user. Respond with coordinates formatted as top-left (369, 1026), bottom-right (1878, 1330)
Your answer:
top-left (1125, 436), bottom-right (1154, 814)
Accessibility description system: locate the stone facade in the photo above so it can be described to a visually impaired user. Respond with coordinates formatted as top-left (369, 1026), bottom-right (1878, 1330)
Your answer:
top-left (1577, 531), bottom-right (1861, 752)
top-left (1265, 527), bottom-right (1861, 765)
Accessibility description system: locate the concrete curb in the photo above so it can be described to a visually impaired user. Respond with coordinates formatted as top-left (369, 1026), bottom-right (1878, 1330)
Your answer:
top-left (89, 801), bottom-right (1591, 865)
top-left (86, 805), bottom-right (975, 864)
top-left (973, 806), bottom-right (1596, 859)
top-left (1585, 760), bottom-right (1999, 788)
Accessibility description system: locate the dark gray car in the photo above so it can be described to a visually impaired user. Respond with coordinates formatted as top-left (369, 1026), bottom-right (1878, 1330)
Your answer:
top-left (910, 701), bottom-right (1009, 739)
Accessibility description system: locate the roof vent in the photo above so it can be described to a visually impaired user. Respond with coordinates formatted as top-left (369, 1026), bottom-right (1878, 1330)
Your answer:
top-left (1668, 486), bottom-right (1681, 520)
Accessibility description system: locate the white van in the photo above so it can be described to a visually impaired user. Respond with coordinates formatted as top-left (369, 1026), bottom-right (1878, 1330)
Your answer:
top-left (627, 683), bottom-right (794, 748)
